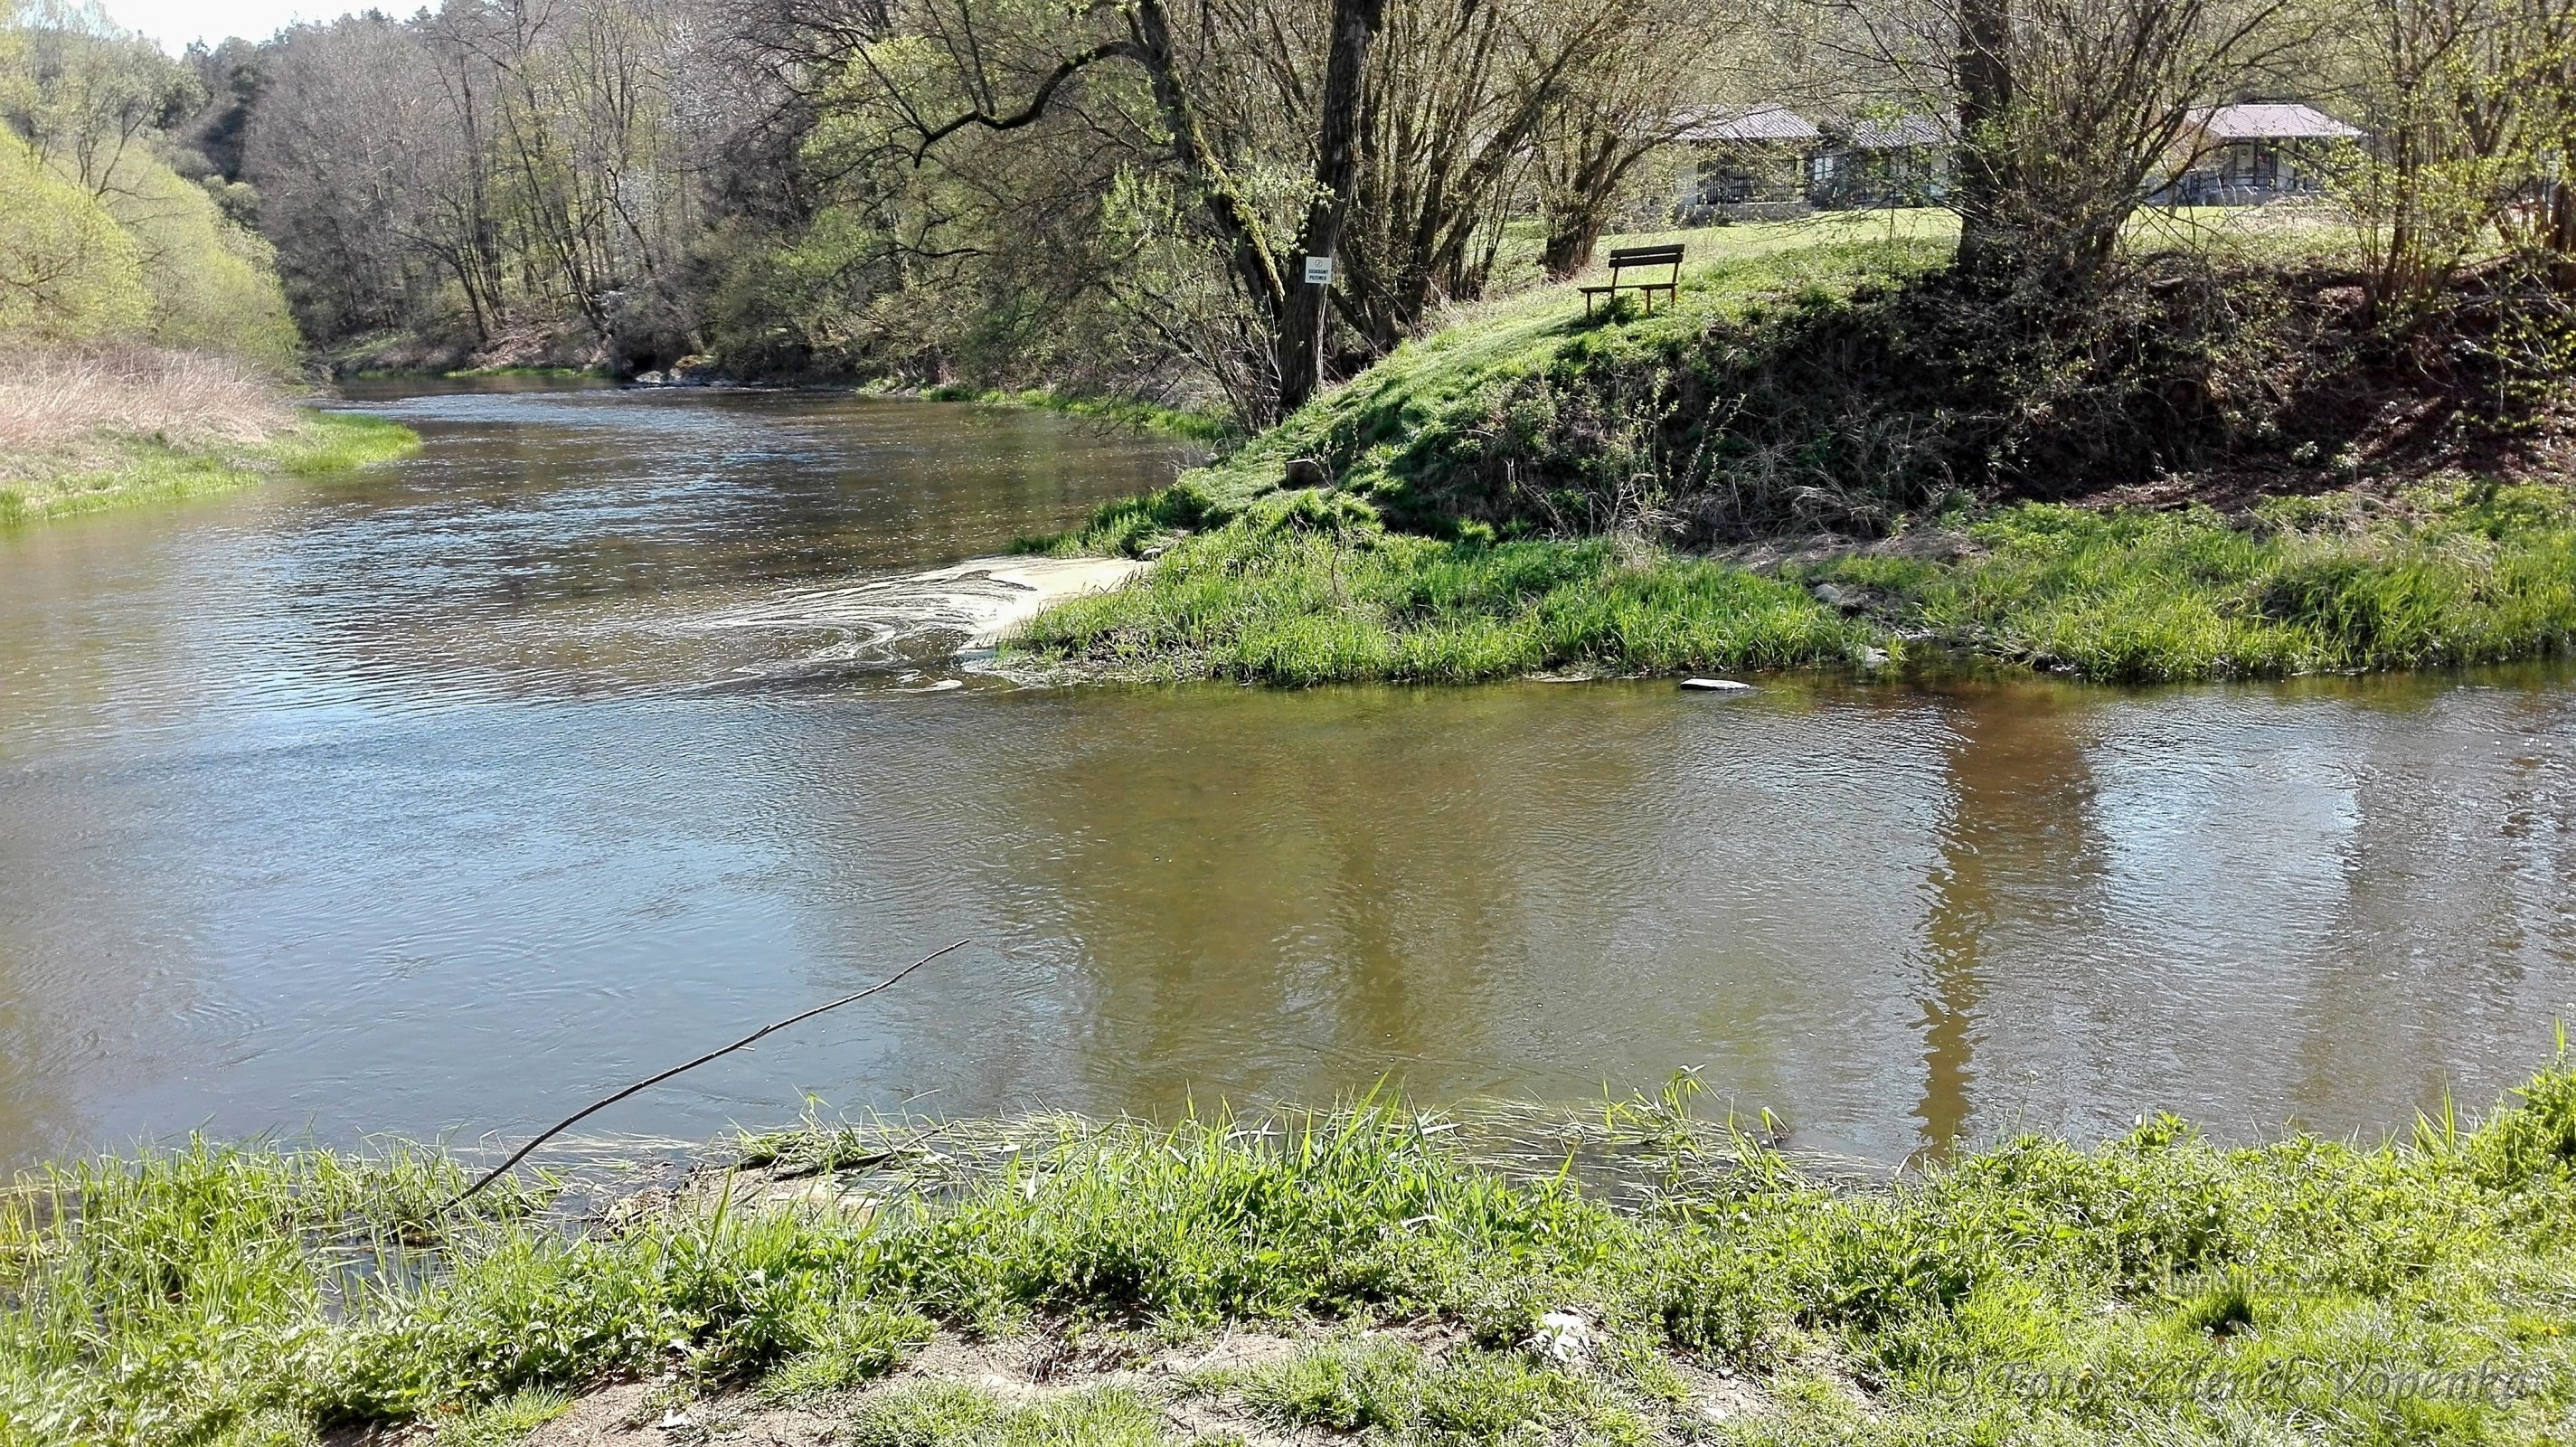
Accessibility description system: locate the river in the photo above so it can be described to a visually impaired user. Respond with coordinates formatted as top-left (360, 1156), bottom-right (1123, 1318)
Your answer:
top-left (1, 380), bottom-right (2570, 1169)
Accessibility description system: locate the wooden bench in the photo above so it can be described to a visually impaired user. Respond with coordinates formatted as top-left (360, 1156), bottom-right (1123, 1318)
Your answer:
top-left (1579, 244), bottom-right (1684, 317)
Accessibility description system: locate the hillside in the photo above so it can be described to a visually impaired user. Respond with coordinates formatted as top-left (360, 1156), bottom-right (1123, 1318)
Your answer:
top-left (1006, 217), bottom-right (2576, 686)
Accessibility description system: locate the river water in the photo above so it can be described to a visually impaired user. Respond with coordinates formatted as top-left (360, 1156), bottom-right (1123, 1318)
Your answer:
top-left (2, 381), bottom-right (2571, 1169)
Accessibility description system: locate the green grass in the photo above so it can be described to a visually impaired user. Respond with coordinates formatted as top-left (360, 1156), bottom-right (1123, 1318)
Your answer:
top-left (10, 1060), bottom-right (2576, 1445)
top-left (1168, 232), bottom-right (1956, 525)
top-left (1006, 483), bottom-right (2576, 686)
top-left (1005, 212), bottom-right (2576, 688)
top-left (915, 384), bottom-right (1241, 445)
top-left (1106, 206), bottom-right (2356, 531)
top-left (1203, 1335), bottom-right (1659, 1447)
top-left (1803, 483), bottom-right (2576, 681)
top-left (0, 411), bottom-right (420, 526)
top-left (1007, 493), bottom-right (1880, 684)
top-left (847, 1382), bottom-right (1169, 1447)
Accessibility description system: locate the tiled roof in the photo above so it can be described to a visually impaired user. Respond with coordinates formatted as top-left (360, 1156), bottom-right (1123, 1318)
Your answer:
top-left (1674, 103), bottom-right (1820, 143)
top-left (2193, 103), bottom-right (2364, 140)
top-left (1823, 115), bottom-right (1950, 149)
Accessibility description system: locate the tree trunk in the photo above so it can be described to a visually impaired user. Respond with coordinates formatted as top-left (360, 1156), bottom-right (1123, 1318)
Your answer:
top-left (2552, 178), bottom-right (2576, 291)
top-left (1276, 0), bottom-right (1385, 416)
top-left (1952, 0), bottom-right (2018, 279)
top-left (1542, 221), bottom-right (1601, 278)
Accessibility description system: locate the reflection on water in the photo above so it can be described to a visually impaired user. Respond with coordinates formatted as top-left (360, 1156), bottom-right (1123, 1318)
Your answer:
top-left (0, 384), bottom-right (2571, 1168)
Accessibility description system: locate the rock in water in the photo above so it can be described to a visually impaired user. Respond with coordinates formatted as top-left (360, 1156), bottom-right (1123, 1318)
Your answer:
top-left (1680, 677), bottom-right (1755, 693)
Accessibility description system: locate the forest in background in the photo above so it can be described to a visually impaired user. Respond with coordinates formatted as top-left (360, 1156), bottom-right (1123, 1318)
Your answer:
top-left (0, 2), bottom-right (297, 368)
top-left (5, 0), bottom-right (2574, 478)
top-left (128, 0), bottom-right (2576, 433)
top-left (0, 3), bottom-right (419, 525)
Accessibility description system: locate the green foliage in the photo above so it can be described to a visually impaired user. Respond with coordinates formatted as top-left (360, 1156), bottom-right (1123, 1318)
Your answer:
top-left (1220, 1338), bottom-right (1646, 1447)
top-left (1017, 479), bottom-right (2576, 686)
top-left (1151, 225), bottom-right (2393, 547)
top-left (0, 128), bottom-right (146, 340)
top-left (846, 1383), bottom-right (1166, 1447)
top-left (0, 4), bottom-right (300, 367)
top-left (92, 146), bottom-right (299, 366)
top-left (1222, 1335), bottom-right (1426, 1432)
top-left (1804, 485), bottom-right (2576, 681)
top-left (764, 1302), bottom-right (938, 1398)
top-left (1014, 483), bottom-right (1227, 559)
top-left (431, 1387), bottom-right (571, 1447)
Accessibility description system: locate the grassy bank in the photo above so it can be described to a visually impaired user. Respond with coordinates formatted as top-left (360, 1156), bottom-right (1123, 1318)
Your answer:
top-left (8, 1064), bottom-right (2576, 1445)
top-left (1005, 213), bottom-right (2573, 687)
top-left (1006, 483), bottom-right (2576, 685)
top-left (1011, 493), bottom-right (1880, 685)
top-left (0, 349), bottom-right (420, 526)
top-left (911, 384), bottom-right (1241, 446)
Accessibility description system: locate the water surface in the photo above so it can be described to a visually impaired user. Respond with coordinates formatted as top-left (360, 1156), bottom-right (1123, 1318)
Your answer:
top-left (2, 383), bottom-right (2571, 1168)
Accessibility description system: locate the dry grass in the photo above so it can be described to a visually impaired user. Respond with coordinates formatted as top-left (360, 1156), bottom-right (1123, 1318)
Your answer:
top-left (0, 345), bottom-right (420, 525)
top-left (0, 345), bottom-right (298, 455)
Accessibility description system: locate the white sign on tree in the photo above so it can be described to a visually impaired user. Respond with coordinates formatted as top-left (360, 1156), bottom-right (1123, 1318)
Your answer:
top-left (1303, 255), bottom-right (1334, 285)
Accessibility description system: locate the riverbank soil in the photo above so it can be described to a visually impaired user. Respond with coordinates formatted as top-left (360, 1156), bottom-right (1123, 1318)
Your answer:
top-left (1006, 225), bottom-right (2576, 686)
top-left (0, 348), bottom-right (418, 525)
top-left (10, 1064), bottom-right (2576, 1444)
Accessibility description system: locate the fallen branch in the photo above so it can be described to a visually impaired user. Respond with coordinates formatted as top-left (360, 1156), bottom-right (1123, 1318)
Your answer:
top-left (444, 940), bottom-right (971, 1208)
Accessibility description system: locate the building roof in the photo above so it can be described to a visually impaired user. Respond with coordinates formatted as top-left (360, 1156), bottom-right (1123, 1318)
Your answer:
top-left (2193, 103), bottom-right (2363, 141)
top-left (1821, 115), bottom-right (1950, 149)
top-left (1674, 103), bottom-right (1820, 144)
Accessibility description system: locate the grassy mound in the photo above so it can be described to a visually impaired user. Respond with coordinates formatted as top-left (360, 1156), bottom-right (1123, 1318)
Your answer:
top-left (1008, 217), bottom-right (2575, 687)
top-left (8, 1063), bottom-right (2576, 1444)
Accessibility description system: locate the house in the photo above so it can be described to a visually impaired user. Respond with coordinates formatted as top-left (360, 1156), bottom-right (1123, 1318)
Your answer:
top-left (1810, 115), bottom-right (1951, 208)
top-left (1673, 104), bottom-right (1817, 222)
top-left (2162, 103), bottom-right (2364, 205)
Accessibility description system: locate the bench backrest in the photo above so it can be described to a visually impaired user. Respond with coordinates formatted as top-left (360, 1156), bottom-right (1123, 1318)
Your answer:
top-left (1605, 245), bottom-right (1685, 273)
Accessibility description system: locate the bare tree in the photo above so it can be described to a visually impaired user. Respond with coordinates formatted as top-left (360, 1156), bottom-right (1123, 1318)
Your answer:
top-left (1848, 0), bottom-right (2301, 286)
top-left (1525, 0), bottom-right (1750, 277)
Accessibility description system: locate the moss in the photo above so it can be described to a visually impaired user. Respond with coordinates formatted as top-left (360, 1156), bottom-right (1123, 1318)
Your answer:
top-left (0, 411), bottom-right (420, 526)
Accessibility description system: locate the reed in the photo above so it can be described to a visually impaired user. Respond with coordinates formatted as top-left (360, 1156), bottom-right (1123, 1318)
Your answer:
top-left (0, 346), bottom-right (296, 451)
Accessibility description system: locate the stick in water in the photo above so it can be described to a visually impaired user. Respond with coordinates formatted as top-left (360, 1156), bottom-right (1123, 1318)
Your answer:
top-left (445, 939), bottom-right (970, 1208)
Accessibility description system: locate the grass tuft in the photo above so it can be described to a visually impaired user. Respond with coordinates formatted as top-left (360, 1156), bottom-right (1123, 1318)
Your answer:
top-left (1006, 497), bottom-right (1879, 684)
top-left (8, 1068), bottom-right (2576, 1443)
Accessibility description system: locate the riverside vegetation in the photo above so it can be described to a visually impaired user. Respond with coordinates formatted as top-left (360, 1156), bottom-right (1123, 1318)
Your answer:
top-left (9, 1061), bottom-right (2576, 1445)
top-left (0, 350), bottom-right (415, 525)
top-left (1005, 226), bottom-right (2576, 686)
top-left (0, 14), bottom-right (416, 525)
